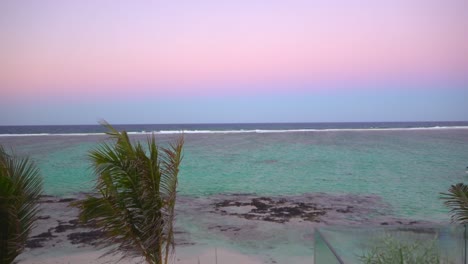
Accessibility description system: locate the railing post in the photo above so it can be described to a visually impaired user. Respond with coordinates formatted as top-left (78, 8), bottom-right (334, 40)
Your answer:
top-left (465, 224), bottom-right (467, 264)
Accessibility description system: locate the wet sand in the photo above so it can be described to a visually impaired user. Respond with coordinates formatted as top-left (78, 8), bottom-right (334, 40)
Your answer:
top-left (17, 193), bottom-right (432, 264)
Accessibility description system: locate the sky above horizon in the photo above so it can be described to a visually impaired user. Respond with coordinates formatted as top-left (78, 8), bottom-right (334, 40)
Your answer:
top-left (1, 0), bottom-right (467, 125)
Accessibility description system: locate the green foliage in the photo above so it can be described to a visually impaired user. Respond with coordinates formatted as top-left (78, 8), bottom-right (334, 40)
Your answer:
top-left (360, 234), bottom-right (451, 264)
top-left (74, 122), bottom-right (184, 264)
top-left (0, 145), bottom-right (43, 264)
top-left (441, 183), bottom-right (468, 224)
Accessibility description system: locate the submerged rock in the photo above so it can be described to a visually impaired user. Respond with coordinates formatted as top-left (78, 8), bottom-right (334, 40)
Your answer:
top-left (23, 192), bottom-right (436, 258)
top-left (208, 194), bottom-right (366, 223)
top-left (26, 239), bottom-right (46, 248)
top-left (68, 230), bottom-right (105, 245)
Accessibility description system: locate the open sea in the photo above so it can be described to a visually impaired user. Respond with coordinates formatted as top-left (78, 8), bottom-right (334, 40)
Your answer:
top-left (2, 121), bottom-right (468, 261)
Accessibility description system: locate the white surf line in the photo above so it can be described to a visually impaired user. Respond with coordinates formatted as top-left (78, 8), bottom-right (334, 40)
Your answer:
top-left (1, 126), bottom-right (468, 137)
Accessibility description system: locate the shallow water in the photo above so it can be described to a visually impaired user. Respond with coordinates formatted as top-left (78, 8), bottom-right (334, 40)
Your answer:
top-left (2, 128), bottom-right (466, 220)
top-left (2, 126), bottom-right (468, 262)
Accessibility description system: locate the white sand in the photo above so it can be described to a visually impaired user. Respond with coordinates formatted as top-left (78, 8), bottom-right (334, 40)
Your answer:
top-left (18, 249), bottom-right (142, 264)
top-left (16, 197), bottom-right (265, 264)
top-left (18, 247), bottom-right (263, 264)
top-left (175, 247), bottom-right (263, 264)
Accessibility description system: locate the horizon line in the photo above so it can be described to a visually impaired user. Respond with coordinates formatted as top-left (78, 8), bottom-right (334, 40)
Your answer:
top-left (1, 120), bottom-right (468, 127)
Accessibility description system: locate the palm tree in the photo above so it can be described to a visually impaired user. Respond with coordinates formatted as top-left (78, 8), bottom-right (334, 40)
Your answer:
top-left (441, 183), bottom-right (468, 224)
top-left (74, 122), bottom-right (184, 264)
top-left (0, 145), bottom-right (43, 264)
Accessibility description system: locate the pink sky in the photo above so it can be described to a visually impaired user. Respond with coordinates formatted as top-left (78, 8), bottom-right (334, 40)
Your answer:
top-left (1, 0), bottom-right (467, 99)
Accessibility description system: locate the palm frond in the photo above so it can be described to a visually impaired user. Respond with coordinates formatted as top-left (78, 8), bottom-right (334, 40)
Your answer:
top-left (0, 145), bottom-right (43, 264)
top-left (74, 123), bottom-right (183, 264)
top-left (159, 138), bottom-right (184, 264)
top-left (441, 183), bottom-right (468, 224)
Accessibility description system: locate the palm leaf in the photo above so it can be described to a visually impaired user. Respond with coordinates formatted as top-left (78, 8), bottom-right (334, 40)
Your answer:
top-left (0, 145), bottom-right (43, 264)
top-left (160, 138), bottom-right (184, 264)
top-left (441, 183), bottom-right (468, 223)
top-left (74, 122), bottom-right (183, 264)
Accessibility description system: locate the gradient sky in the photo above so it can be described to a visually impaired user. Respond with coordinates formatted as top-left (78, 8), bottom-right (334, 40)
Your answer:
top-left (1, 0), bottom-right (467, 125)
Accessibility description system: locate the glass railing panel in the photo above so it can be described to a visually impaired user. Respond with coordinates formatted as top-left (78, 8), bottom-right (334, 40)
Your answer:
top-left (314, 229), bottom-right (342, 264)
top-left (315, 225), bottom-right (466, 264)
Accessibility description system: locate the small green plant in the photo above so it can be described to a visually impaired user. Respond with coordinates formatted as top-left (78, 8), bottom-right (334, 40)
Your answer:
top-left (360, 234), bottom-right (452, 264)
top-left (0, 145), bottom-right (43, 264)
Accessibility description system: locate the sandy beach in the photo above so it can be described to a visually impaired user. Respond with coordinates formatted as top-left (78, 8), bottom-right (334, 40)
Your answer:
top-left (18, 247), bottom-right (263, 264)
top-left (15, 193), bottom-right (432, 264)
top-left (16, 195), bottom-right (264, 264)
top-left (14, 195), bottom-right (284, 264)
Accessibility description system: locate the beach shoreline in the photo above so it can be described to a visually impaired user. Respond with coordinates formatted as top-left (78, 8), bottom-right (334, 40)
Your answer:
top-left (17, 195), bottom-right (264, 264)
top-left (18, 246), bottom-right (264, 264)
top-left (16, 193), bottom-right (437, 264)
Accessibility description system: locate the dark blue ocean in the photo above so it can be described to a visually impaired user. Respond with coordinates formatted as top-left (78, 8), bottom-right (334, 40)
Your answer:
top-left (1, 121), bottom-right (468, 135)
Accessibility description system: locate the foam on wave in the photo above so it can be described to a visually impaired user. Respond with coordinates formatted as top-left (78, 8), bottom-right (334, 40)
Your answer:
top-left (1, 126), bottom-right (467, 137)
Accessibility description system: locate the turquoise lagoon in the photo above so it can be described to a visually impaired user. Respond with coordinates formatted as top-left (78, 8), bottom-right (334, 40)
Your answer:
top-left (1, 124), bottom-right (468, 261)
